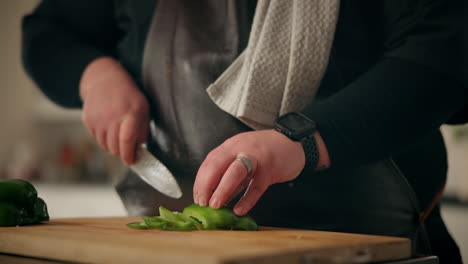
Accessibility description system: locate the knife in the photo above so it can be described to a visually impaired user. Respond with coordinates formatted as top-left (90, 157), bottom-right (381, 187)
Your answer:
top-left (130, 144), bottom-right (183, 199)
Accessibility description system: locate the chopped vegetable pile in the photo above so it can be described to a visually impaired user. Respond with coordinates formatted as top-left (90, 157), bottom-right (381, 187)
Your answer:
top-left (0, 179), bottom-right (49, 226)
top-left (127, 203), bottom-right (258, 231)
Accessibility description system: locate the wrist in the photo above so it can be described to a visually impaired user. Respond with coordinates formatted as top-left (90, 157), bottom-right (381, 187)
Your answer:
top-left (273, 112), bottom-right (331, 171)
top-left (273, 112), bottom-right (317, 170)
top-left (79, 56), bottom-right (128, 101)
top-left (314, 131), bottom-right (331, 170)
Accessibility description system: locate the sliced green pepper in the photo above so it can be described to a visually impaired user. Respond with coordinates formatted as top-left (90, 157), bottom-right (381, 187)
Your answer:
top-left (137, 210), bottom-right (198, 231)
top-left (158, 206), bottom-right (202, 229)
top-left (158, 206), bottom-right (180, 222)
top-left (127, 221), bottom-right (151, 229)
top-left (235, 215), bottom-right (258, 231)
top-left (127, 204), bottom-right (258, 231)
top-left (182, 204), bottom-right (238, 230)
top-left (160, 219), bottom-right (196, 231)
top-left (158, 207), bottom-right (197, 231)
top-left (174, 212), bottom-right (203, 230)
top-left (142, 216), bottom-right (169, 229)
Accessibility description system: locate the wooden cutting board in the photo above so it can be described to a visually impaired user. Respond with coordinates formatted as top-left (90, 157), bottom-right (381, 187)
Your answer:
top-left (0, 217), bottom-right (410, 264)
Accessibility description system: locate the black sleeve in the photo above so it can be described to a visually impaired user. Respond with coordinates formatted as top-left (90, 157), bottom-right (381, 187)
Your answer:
top-left (22, 0), bottom-right (121, 108)
top-left (301, 0), bottom-right (467, 168)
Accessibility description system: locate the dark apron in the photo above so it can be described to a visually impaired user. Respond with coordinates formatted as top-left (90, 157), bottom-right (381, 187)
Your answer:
top-left (116, 0), bottom-right (431, 255)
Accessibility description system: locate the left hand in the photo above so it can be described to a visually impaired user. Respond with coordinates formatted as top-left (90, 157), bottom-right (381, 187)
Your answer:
top-left (193, 130), bottom-right (306, 216)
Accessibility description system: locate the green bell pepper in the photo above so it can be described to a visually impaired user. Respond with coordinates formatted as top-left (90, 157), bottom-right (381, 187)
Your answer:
top-left (32, 197), bottom-right (49, 222)
top-left (0, 179), bottom-right (37, 206)
top-left (0, 202), bottom-right (25, 226)
top-left (0, 179), bottom-right (49, 226)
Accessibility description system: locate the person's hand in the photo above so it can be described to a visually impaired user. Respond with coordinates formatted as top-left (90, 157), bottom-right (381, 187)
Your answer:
top-left (80, 57), bottom-right (150, 166)
top-left (193, 130), bottom-right (307, 216)
top-left (193, 129), bottom-right (330, 216)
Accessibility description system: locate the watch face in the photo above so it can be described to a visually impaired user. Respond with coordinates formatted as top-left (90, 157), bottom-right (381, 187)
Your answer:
top-left (277, 113), bottom-right (316, 139)
top-left (282, 114), bottom-right (312, 131)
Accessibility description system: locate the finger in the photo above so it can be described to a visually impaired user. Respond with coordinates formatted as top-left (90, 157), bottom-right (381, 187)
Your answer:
top-left (87, 127), bottom-right (100, 148)
top-left (83, 123), bottom-right (96, 140)
top-left (208, 159), bottom-right (247, 209)
top-left (193, 148), bottom-right (235, 206)
top-left (224, 175), bottom-right (253, 207)
top-left (228, 153), bottom-right (258, 203)
top-left (233, 177), bottom-right (269, 216)
top-left (90, 127), bottom-right (96, 139)
top-left (209, 153), bottom-right (257, 209)
top-left (97, 128), bottom-right (108, 151)
top-left (107, 122), bottom-right (121, 156)
top-left (137, 119), bottom-right (150, 145)
top-left (82, 116), bottom-right (96, 139)
top-left (119, 115), bottom-right (138, 166)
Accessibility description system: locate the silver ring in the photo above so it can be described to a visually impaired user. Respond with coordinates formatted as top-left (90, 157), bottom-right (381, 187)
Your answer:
top-left (235, 156), bottom-right (253, 175)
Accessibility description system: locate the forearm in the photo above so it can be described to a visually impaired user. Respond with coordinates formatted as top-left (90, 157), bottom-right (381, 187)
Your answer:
top-left (22, 22), bottom-right (106, 108)
top-left (21, 0), bottom-right (118, 108)
top-left (304, 58), bottom-right (467, 168)
top-left (80, 57), bottom-right (137, 102)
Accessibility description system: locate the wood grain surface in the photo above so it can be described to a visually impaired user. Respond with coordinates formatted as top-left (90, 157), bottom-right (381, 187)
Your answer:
top-left (0, 217), bottom-right (411, 264)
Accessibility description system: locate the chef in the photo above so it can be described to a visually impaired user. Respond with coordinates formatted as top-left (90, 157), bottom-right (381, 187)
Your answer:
top-left (22, 0), bottom-right (466, 263)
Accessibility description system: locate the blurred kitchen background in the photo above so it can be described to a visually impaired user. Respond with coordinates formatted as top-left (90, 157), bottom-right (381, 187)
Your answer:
top-left (1, 1), bottom-right (467, 261)
top-left (0, 0), bottom-right (128, 218)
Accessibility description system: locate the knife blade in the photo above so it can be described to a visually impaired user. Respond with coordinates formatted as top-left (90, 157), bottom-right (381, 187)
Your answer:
top-left (130, 144), bottom-right (183, 199)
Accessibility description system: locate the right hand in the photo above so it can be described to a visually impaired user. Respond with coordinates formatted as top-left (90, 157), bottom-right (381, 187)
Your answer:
top-left (80, 57), bottom-right (150, 166)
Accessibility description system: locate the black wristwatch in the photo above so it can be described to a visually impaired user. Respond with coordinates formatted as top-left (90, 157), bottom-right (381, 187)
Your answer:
top-left (274, 112), bottom-right (319, 169)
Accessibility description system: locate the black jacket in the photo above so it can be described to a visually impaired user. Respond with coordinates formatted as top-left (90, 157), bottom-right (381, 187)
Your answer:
top-left (22, 0), bottom-right (466, 168)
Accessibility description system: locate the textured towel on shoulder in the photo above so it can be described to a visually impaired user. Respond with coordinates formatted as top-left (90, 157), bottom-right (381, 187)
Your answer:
top-left (207, 0), bottom-right (340, 130)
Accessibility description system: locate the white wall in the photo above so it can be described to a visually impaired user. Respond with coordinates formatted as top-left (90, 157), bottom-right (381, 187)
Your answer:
top-left (0, 0), bottom-right (41, 175)
top-left (442, 125), bottom-right (468, 200)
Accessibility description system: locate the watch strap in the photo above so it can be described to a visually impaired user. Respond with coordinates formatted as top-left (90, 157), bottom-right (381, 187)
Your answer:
top-left (301, 132), bottom-right (319, 170)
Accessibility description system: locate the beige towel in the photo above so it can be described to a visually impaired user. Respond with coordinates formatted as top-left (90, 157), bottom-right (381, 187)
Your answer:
top-left (207, 0), bottom-right (340, 130)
